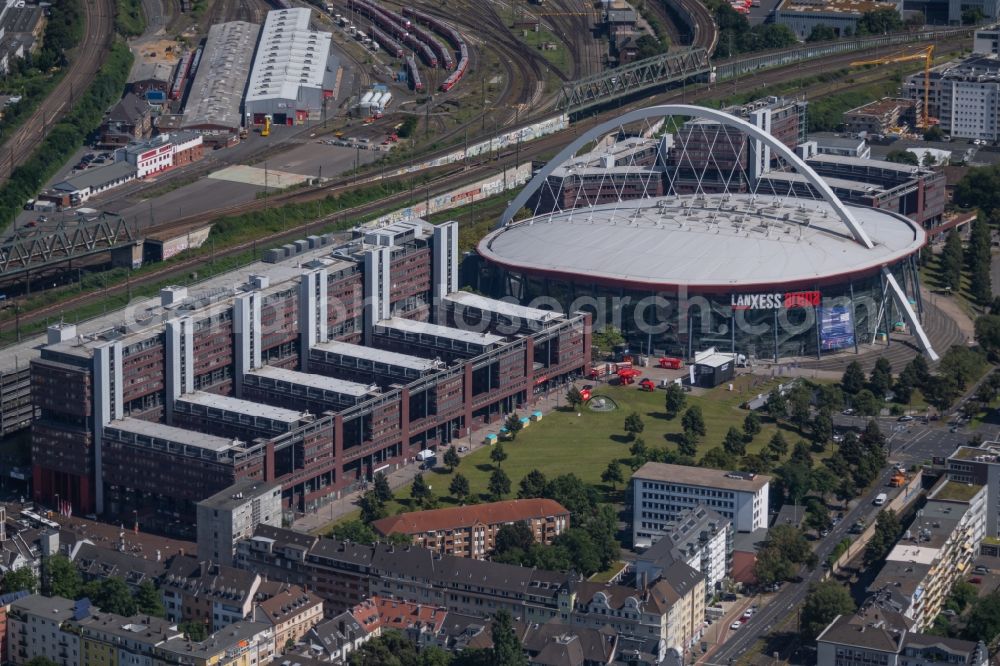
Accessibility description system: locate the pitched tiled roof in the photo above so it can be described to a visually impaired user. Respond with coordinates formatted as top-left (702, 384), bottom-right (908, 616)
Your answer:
top-left (371, 499), bottom-right (569, 536)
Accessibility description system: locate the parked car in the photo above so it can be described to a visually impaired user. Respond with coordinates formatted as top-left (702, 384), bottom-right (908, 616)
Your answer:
top-left (897, 415), bottom-right (914, 422)
top-left (458, 446), bottom-right (469, 453)
top-left (970, 577), bottom-right (983, 584)
top-left (842, 408), bottom-right (855, 415)
top-left (974, 565), bottom-right (990, 574)
top-left (730, 621), bottom-right (742, 631)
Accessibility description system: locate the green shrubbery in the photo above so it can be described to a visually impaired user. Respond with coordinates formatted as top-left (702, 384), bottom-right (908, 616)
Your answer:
top-left (0, 42), bottom-right (133, 225)
top-left (115, 0), bottom-right (147, 37)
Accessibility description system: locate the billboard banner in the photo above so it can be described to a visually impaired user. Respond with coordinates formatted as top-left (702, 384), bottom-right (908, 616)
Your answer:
top-left (820, 305), bottom-right (855, 350)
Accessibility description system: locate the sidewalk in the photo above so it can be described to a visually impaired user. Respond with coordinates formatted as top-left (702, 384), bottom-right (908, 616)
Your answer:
top-left (290, 382), bottom-right (574, 534)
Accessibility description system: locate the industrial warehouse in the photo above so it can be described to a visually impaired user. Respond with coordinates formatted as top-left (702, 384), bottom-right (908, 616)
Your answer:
top-left (476, 103), bottom-right (936, 363)
top-left (24, 219), bottom-right (588, 527)
top-left (244, 7), bottom-right (338, 125)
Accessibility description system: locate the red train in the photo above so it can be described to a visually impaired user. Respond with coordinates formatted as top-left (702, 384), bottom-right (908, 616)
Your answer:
top-left (400, 7), bottom-right (469, 91)
top-left (348, 0), bottom-right (437, 66)
top-left (169, 51), bottom-right (193, 101)
top-left (406, 55), bottom-right (423, 92)
top-left (371, 26), bottom-right (404, 58)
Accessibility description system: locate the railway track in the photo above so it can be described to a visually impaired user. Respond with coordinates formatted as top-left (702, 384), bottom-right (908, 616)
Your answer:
top-left (0, 0), bottom-right (116, 183)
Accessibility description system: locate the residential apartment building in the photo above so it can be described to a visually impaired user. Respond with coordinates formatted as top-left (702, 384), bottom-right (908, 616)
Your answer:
top-left (23, 218), bottom-right (588, 528)
top-left (905, 54), bottom-right (1000, 141)
top-left (634, 504), bottom-right (731, 593)
top-left (0, 591), bottom-right (29, 664)
top-left (632, 463), bottom-right (769, 539)
top-left (817, 607), bottom-right (988, 666)
top-left (7, 595), bottom-right (81, 666)
top-left (160, 556), bottom-right (261, 632)
top-left (947, 443), bottom-right (1000, 537)
top-left (197, 480), bottom-right (283, 566)
top-left (371, 498), bottom-right (570, 559)
top-left (867, 480), bottom-right (986, 631)
top-left (71, 609), bottom-right (182, 665)
top-left (153, 620), bottom-right (275, 666)
top-left (843, 98), bottom-right (917, 136)
top-left (253, 585), bottom-right (324, 652)
top-left (99, 92), bottom-right (153, 147)
top-left (566, 560), bottom-right (705, 662)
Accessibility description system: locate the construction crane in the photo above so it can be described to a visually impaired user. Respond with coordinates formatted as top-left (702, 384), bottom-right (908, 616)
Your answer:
top-left (850, 45), bottom-right (934, 128)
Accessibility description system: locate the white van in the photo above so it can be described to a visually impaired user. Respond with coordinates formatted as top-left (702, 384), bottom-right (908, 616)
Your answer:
top-left (874, 493), bottom-right (888, 506)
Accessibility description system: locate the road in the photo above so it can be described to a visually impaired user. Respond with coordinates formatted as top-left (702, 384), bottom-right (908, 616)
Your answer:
top-left (708, 409), bottom-right (984, 664)
top-left (0, 0), bottom-right (115, 182)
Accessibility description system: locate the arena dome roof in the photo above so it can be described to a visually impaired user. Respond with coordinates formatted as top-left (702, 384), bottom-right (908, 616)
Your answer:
top-left (479, 194), bottom-right (925, 291)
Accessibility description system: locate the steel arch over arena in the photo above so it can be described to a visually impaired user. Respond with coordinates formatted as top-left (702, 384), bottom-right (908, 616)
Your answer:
top-left (479, 104), bottom-right (938, 362)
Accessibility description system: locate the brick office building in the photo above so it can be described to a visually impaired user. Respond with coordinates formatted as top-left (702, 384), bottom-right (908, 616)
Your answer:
top-left (29, 219), bottom-right (589, 525)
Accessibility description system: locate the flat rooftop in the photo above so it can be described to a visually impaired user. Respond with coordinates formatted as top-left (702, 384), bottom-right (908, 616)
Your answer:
top-left (312, 340), bottom-right (442, 371)
top-left (106, 417), bottom-right (240, 453)
top-left (376, 317), bottom-right (506, 347)
top-left (197, 479), bottom-right (281, 510)
top-left (950, 445), bottom-right (1000, 462)
top-left (249, 365), bottom-right (375, 397)
top-left (933, 54), bottom-right (1000, 81)
top-left (930, 480), bottom-right (983, 502)
top-left (443, 291), bottom-right (565, 325)
top-left (183, 21), bottom-right (260, 130)
top-left (176, 391), bottom-right (307, 423)
top-left (761, 171), bottom-right (883, 195)
top-left (633, 462), bottom-right (771, 492)
top-left (778, 0), bottom-right (895, 14)
top-left (479, 195), bottom-right (924, 289)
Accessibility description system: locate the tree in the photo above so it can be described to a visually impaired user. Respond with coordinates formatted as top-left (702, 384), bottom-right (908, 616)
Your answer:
top-left (677, 432), bottom-right (699, 458)
top-left (565, 385), bottom-right (583, 411)
top-left (503, 414), bottom-right (524, 440)
top-left (601, 460), bottom-right (624, 490)
top-left (411, 473), bottom-right (432, 505)
top-left (359, 490), bottom-right (388, 524)
top-left (886, 148), bottom-right (919, 165)
top-left (924, 372), bottom-right (960, 411)
top-left (44, 555), bottom-right (81, 599)
top-left (136, 580), bottom-right (165, 618)
top-left (780, 462), bottom-right (813, 505)
top-left (83, 577), bottom-right (137, 616)
top-left (664, 383), bottom-right (686, 418)
top-left (753, 546), bottom-right (795, 587)
top-left (923, 125), bottom-right (945, 141)
top-left (629, 437), bottom-right (648, 460)
top-left (740, 453), bottom-right (772, 474)
top-left (491, 609), bottom-right (528, 666)
top-left (373, 472), bottom-right (393, 504)
top-left (743, 411), bottom-right (762, 441)
top-left (869, 357), bottom-right (893, 397)
top-left (955, 163), bottom-right (1000, 214)
top-left (963, 592), bottom-right (1000, 642)
top-left (941, 230), bottom-right (964, 291)
top-left (444, 445), bottom-right (460, 471)
top-left (853, 389), bottom-right (882, 417)
top-left (1, 566), bottom-right (36, 594)
top-left (331, 519), bottom-right (378, 543)
top-left (624, 412), bottom-right (645, 440)
top-left (801, 582), bottom-right (856, 640)
top-left (490, 443), bottom-right (508, 468)
top-left (767, 431), bottom-right (789, 460)
top-left (723, 426), bottom-right (747, 457)
top-left (806, 24), bottom-right (837, 41)
top-left (450, 473), bottom-right (471, 503)
top-left (700, 447), bottom-right (734, 470)
top-left (811, 466), bottom-right (839, 498)
top-left (488, 468), bottom-right (511, 500)
top-left (634, 33), bottom-right (667, 59)
top-left (787, 385), bottom-right (813, 432)
top-left (791, 440), bottom-right (814, 467)
top-left (592, 326), bottom-right (625, 353)
top-left (856, 7), bottom-right (902, 34)
top-left (494, 521), bottom-right (534, 555)
top-left (765, 387), bottom-right (787, 420)
top-left (815, 384), bottom-right (845, 412)
top-left (681, 406), bottom-right (707, 439)
top-left (517, 469), bottom-right (548, 499)
top-left (812, 410), bottom-right (833, 448)
top-left (865, 509), bottom-right (903, 566)
top-left (842, 361), bottom-right (866, 395)
top-left (805, 499), bottom-right (832, 533)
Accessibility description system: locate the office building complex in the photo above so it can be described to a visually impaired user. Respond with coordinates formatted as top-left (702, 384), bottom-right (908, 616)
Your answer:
top-left (631, 463), bottom-right (770, 538)
top-left (25, 218), bottom-right (588, 529)
top-left (197, 480), bottom-right (283, 566)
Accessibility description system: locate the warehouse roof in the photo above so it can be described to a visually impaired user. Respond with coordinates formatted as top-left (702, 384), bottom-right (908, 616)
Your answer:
top-left (129, 60), bottom-right (175, 84)
top-left (479, 195), bottom-right (924, 290)
top-left (183, 21), bottom-right (260, 130)
top-left (246, 8), bottom-right (332, 104)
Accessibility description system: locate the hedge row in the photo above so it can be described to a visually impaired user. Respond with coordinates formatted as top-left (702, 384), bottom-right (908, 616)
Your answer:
top-left (0, 41), bottom-right (133, 226)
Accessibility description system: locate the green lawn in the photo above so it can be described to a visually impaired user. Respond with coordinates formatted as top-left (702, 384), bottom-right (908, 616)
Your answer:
top-left (350, 375), bottom-right (807, 523)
